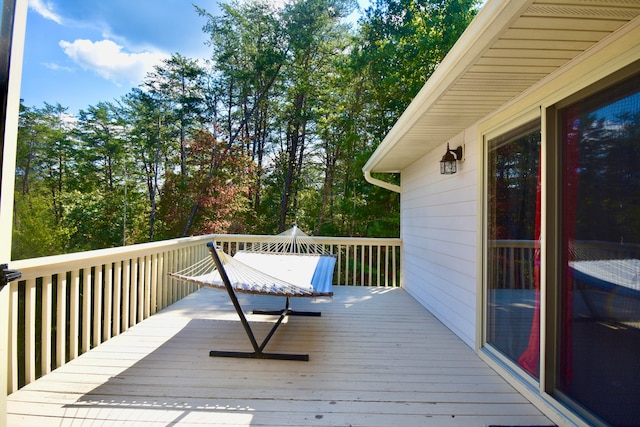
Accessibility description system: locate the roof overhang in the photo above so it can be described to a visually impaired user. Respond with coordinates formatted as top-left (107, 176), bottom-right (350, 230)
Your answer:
top-left (363, 0), bottom-right (640, 189)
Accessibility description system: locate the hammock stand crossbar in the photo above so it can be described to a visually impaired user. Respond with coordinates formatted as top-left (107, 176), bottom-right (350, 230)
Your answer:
top-left (206, 242), bottom-right (319, 361)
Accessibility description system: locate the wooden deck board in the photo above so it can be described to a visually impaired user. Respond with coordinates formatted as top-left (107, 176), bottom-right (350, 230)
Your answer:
top-left (7, 286), bottom-right (553, 426)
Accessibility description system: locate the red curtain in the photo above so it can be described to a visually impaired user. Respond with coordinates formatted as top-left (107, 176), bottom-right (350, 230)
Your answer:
top-left (517, 156), bottom-right (541, 376)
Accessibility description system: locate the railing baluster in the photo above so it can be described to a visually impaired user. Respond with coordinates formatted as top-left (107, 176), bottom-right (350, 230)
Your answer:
top-left (24, 278), bottom-right (36, 384)
top-left (104, 263), bottom-right (113, 341)
top-left (129, 258), bottom-right (140, 327)
top-left (353, 245), bottom-right (357, 286)
top-left (144, 255), bottom-right (152, 319)
top-left (69, 270), bottom-right (80, 360)
top-left (56, 274), bottom-right (67, 368)
top-left (160, 251), bottom-right (167, 311)
top-left (383, 246), bottom-right (388, 287)
top-left (360, 244), bottom-right (365, 286)
top-left (509, 247), bottom-right (515, 290)
top-left (150, 254), bottom-right (158, 316)
top-left (82, 268), bottom-right (92, 353)
top-left (159, 252), bottom-right (166, 311)
top-left (368, 245), bottom-right (372, 287)
top-left (93, 266), bottom-right (102, 348)
top-left (42, 275), bottom-right (53, 375)
top-left (377, 246), bottom-right (381, 286)
top-left (113, 261), bottom-right (122, 337)
top-left (392, 245), bottom-right (398, 287)
top-left (171, 250), bottom-right (178, 304)
top-left (337, 246), bottom-right (342, 285)
top-left (344, 245), bottom-right (349, 286)
top-left (122, 260), bottom-right (130, 332)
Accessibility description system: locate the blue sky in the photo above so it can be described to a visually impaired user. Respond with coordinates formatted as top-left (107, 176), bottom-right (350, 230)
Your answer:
top-left (21, 0), bottom-right (220, 115)
top-left (20, 0), bottom-right (368, 116)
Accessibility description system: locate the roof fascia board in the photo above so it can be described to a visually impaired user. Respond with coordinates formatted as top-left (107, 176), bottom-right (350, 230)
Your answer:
top-left (363, 0), bottom-right (534, 176)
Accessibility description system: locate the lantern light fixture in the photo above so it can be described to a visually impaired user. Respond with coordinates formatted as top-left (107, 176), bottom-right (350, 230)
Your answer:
top-left (440, 143), bottom-right (463, 175)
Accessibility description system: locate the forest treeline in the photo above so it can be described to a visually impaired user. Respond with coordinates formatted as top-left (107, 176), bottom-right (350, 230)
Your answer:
top-left (13, 0), bottom-right (479, 259)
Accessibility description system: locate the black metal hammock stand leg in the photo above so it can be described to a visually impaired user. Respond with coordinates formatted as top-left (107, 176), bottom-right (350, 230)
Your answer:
top-left (207, 242), bottom-right (321, 361)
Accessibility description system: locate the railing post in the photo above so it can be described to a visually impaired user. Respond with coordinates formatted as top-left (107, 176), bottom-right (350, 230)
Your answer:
top-left (8, 282), bottom-right (18, 392)
top-left (0, 287), bottom-right (8, 421)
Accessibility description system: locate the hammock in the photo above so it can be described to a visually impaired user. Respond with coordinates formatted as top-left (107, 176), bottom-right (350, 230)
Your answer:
top-left (169, 226), bottom-right (336, 361)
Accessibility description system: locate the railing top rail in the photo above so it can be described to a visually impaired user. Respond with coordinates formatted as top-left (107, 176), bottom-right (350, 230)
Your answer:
top-left (212, 234), bottom-right (401, 245)
top-left (12, 234), bottom-right (401, 280)
top-left (12, 234), bottom-right (215, 279)
top-left (488, 240), bottom-right (536, 248)
top-left (489, 239), bottom-right (640, 251)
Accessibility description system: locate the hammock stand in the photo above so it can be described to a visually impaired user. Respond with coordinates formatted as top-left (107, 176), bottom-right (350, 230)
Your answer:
top-left (170, 226), bottom-right (335, 361)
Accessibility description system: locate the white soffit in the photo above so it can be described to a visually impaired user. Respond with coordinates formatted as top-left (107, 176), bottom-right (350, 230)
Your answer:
top-left (364, 0), bottom-right (640, 174)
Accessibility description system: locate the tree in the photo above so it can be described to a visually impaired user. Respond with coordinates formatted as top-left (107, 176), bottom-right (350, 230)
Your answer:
top-left (198, 0), bottom-right (287, 220)
top-left (13, 103), bottom-right (74, 258)
top-left (74, 102), bottom-right (126, 192)
top-left (355, 0), bottom-right (479, 138)
top-left (144, 53), bottom-right (208, 177)
top-left (157, 129), bottom-right (254, 236)
top-left (119, 88), bottom-right (168, 241)
top-left (275, 0), bottom-right (356, 231)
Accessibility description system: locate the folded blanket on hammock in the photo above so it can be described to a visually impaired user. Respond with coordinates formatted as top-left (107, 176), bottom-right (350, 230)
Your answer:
top-left (170, 249), bottom-right (335, 297)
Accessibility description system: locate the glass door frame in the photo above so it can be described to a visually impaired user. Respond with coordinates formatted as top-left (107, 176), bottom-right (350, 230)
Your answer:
top-left (480, 107), bottom-right (545, 388)
top-left (480, 62), bottom-right (640, 427)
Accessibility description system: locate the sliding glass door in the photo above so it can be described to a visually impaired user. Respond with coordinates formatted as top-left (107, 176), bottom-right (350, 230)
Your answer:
top-left (486, 121), bottom-right (541, 379)
top-left (558, 73), bottom-right (640, 426)
top-left (485, 71), bottom-right (640, 426)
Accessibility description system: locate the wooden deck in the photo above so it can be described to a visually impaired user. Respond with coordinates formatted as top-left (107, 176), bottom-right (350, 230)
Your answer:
top-left (7, 286), bottom-right (552, 426)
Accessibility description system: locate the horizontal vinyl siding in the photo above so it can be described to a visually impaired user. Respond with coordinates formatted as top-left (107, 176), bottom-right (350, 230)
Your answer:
top-left (401, 128), bottom-right (479, 348)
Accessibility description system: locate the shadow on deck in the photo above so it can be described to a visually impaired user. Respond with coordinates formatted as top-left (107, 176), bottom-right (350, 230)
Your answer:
top-left (7, 286), bottom-right (552, 426)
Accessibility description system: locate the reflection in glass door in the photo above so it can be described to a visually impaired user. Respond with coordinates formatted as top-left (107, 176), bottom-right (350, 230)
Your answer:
top-left (559, 74), bottom-right (640, 426)
top-left (486, 121), bottom-right (541, 379)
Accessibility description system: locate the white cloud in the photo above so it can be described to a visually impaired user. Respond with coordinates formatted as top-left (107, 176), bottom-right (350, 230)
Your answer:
top-left (42, 62), bottom-right (74, 72)
top-left (28, 0), bottom-right (63, 24)
top-left (59, 39), bottom-right (168, 86)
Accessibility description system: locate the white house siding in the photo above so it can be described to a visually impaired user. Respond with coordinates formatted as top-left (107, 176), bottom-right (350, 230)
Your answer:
top-left (401, 127), bottom-right (479, 348)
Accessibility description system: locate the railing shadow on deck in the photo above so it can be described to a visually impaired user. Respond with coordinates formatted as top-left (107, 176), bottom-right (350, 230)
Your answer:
top-left (6, 234), bottom-right (401, 395)
top-left (64, 317), bottom-right (262, 425)
top-left (15, 286), bottom-right (414, 425)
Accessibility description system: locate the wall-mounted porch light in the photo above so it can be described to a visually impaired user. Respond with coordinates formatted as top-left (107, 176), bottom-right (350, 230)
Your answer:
top-left (440, 143), bottom-right (463, 175)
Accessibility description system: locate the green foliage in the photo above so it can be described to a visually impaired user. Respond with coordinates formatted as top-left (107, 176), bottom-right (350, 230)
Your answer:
top-left (355, 0), bottom-right (480, 138)
top-left (62, 190), bottom-right (127, 251)
top-left (13, 0), bottom-right (481, 258)
top-left (12, 192), bottom-right (70, 259)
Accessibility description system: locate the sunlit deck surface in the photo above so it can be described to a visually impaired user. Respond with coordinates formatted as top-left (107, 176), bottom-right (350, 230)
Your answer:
top-left (7, 286), bottom-right (552, 426)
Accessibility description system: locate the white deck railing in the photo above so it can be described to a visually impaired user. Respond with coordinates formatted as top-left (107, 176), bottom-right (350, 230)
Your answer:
top-left (213, 234), bottom-right (401, 287)
top-left (5, 234), bottom-right (401, 394)
top-left (487, 239), bottom-right (640, 291)
top-left (488, 240), bottom-right (537, 290)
